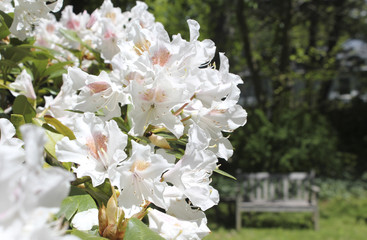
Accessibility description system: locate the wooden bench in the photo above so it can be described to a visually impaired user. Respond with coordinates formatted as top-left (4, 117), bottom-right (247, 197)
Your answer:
top-left (235, 171), bottom-right (319, 230)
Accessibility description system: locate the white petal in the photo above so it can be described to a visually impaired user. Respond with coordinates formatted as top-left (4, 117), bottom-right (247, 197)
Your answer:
top-left (187, 19), bottom-right (200, 42)
top-left (20, 124), bottom-right (47, 167)
top-left (71, 209), bottom-right (99, 231)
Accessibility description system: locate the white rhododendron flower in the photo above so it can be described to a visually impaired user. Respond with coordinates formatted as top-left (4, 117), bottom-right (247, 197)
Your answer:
top-left (0, 118), bottom-right (23, 149)
top-left (40, 73), bottom-right (79, 127)
top-left (148, 206), bottom-right (210, 240)
top-left (147, 187), bottom-right (211, 239)
top-left (56, 113), bottom-right (128, 188)
top-left (118, 141), bottom-right (173, 215)
top-left (163, 124), bottom-right (219, 210)
top-left (0, 124), bottom-right (76, 239)
top-left (128, 76), bottom-right (187, 138)
top-left (0, 0), bottom-right (14, 13)
top-left (9, 0), bottom-right (64, 40)
top-left (71, 69), bottom-right (129, 120)
top-left (9, 69), bottom-right (37, 100)
top-left (0, 207), bottom-right (79, 240)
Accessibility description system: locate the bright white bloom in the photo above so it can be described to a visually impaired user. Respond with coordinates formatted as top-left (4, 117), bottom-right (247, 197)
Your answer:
top-left (71, 208), bottom-right (99, 231)
top-left (147, 186), bottom-right (210, 239)
top-left (60, 6), bottom-right (88, 32)
top-left (163, 124), bottom-right (219, 210)
top-left (56, 113), bottom-right (128, 188)
top-left (40, 72), bottom-right (79, 127)
top-left (0, 207), bottom-right (79, 240)
top-left (0, 124), bottom-right (76, 239)
top-left (95, 0), bottom-right (129, 61)
top-left (128, 74), bottom-right (187, 138)
top-left (129, 1), bottom-right (155, 30)
top-left (0, 0), bottom-right (14, 13)
top-left (65, 67), bottom-right (128, 120)
top-left (9, 0), bottom-right (64, 40)
top-left (118, 141), bottom-right (173, 216)
top-left (34, 14), bottom-right (62, 47)
top-left (99, 22), bottom-right (121, 61)
top-left (9, 69), bottom-right (36, 100)
top-left (186, 102), bottom-right (247, 160)
top-left (193, 53), bottom-right (242, 108)
top-left (0, 118), bottom-right (23, 149)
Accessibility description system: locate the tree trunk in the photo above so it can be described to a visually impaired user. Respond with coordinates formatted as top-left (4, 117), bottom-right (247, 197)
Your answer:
top-left (305, 0), bottom-right (319, 107)
top-left (273, 0), bottom-right (293, 110)
top-left (318, 0), bottom-right (345, 110)
top-left (236, 0), bottom-right (265, 108)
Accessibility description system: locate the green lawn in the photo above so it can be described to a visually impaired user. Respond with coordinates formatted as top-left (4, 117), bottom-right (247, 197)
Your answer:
top-left (204, 216), bottom-right (367, 240)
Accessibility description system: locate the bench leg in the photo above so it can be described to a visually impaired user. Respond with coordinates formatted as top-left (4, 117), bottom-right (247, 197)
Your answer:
top-left (236, 208), bottom-right (241, 231)
top-left (313, 207), bottom-right (319, 231)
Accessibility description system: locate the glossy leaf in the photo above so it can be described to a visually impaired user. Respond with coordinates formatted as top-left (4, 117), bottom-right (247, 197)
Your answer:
top-left (84, 180), bottom-right (113, 207)
top-left (44, 115), bottom-right (76, 140)
top-left (124, 218), bottom-right (164, 240)
top-left (43, 127), bottom-right (64, 160)
top-left (0, 10), bottom-right (12, 39)
top-left (10, 114), bottom-right (25, 138)
top-left (68, 229), bottom-right (108, 240)
top-left (12, 95), bottom-right (36, 123)
top-left (43, 61), bottom-right (73, 79)
top-left (58, 186), bottom-right (98, 221)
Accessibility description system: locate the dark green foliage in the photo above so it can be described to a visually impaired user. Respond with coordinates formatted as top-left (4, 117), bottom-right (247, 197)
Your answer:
top-left (231, 107), bottom-right (348, 177)
top-left (326, 99), bottom-right (367, 177)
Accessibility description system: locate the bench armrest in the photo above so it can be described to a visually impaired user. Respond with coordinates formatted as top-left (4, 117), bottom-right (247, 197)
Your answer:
top-left (310, 185), bottom-right (320, 193)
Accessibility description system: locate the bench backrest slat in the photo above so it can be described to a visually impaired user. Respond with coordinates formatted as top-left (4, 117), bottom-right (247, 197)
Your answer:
top-left (237, 172), bottom-right (314, 202)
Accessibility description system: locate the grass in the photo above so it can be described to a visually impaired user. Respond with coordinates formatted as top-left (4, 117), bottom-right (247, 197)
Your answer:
top-left (203, 197), bottom-right (367, 240)
top-left (204, 217), bottom-right (367, 240)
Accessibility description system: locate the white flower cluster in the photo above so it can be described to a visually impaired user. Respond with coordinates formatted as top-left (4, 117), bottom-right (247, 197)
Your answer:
top-left (2, 1), bottom-right (247, 239)
top-left (0, 119), bottom-right (77, 239)
top-left (4, 0), bottom-right (64, 40)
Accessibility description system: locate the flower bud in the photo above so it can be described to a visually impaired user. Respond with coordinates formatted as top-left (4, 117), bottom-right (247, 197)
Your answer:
top-left (103, 224), bottom-right (118, 240)
top-left (148, 133), bottom-right (171, 149)
top-left (98, 205), bottom-right (108, 236)
top-left (106, 194), bottom-right (118, 225)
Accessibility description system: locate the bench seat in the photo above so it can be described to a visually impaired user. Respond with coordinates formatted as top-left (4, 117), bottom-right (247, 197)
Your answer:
top-left (235, 171), bottom-right (319, 230)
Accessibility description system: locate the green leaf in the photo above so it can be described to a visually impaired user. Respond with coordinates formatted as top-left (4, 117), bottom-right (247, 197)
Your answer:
top-left (44, 115), bottom-right (76, 140)
top-left (2, 46), bottom-right (32, 63)
top-left (58, 186), bottom-right (98, 221)
top-left (0, 17), bottom-right (10, 39)
top-left (43, 61), bottom-right (72, 79)
top-left (84, 180), bottom-right (112, 207)
top-left (0, 10), bottom-right (13, 28)
top-left (0, 59), bottom-right (19, 69)
top-left (24, 59), bottom-right (48, 81)
top-left (69, 230), bottom-right (107, 240)
top-left (59, 28), bottom-right (82, 43)
top-left (43, 127), bottom-right (64, 160)
top-left (214, 169), bottom-right (237, 180)
top-left (0, 10), bottom-right (12, 39)
top-left (68, 229), bottom-right (108, 240)
top-left (112, 117), bottom-right (130, 132)
top-left (124, 218), bottom-right (164, 240)
top-left (10, 114), bottom-right (25, 138)
top-left (12, 95), bottom-right (36, 123)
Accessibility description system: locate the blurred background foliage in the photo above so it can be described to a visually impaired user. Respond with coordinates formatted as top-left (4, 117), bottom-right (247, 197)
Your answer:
top-left (62, 0), bottom-right (367, 179)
